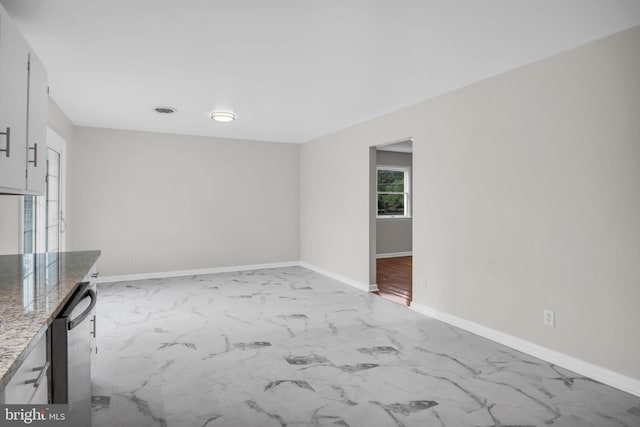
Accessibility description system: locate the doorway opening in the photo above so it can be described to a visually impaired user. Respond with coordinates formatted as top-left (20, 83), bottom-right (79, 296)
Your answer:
top-left (370, 139), bottom-right (413, 306)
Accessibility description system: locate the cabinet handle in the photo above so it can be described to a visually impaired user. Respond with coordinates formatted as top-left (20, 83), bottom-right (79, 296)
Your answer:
top-left (0, 127), bottom-right (9, 157)
top-left (28, 143), bottom-right (38, 167)
top-left (90, 315), bottom-right (97, 337)
top-left (25, 361), bottom-right (50, 388)
top-left (91, 272), bottom-right (100, 279)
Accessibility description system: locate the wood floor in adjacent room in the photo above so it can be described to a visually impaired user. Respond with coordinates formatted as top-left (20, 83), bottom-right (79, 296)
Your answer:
top-left (375, 256), bottom-right (412, 306)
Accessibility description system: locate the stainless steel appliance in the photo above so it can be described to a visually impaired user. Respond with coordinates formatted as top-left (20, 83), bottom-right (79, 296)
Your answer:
top-left (51, 281), bottom-right (97, 426)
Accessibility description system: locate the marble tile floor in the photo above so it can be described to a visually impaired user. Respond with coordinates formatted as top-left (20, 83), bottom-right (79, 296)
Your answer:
top-left (91, 267), bottom-right (640, 427)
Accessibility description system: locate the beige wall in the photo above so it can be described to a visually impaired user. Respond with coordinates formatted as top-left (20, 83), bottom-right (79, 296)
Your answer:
top-left (68, 127), bottom-right (300, 276)
top-left (0, 98), bottom-right (74, 255)
top-left (376, 219), bottom-right (412, 255)
top-left (376, 150), bottom-right (412, 255)
top-left (301, 133), bottom-right (371, 283)
top-left (300, 26), bottom-right (640, 380)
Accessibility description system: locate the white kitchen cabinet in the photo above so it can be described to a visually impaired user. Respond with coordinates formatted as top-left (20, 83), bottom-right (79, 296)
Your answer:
top-left (0, 331), bottom-right (49, 404)
top-left (0, 9), bottom-right (29, 192)
top-left (26, 52), bottom-right (48, 193)
top-left (0, 5), bottom-right (48, 195)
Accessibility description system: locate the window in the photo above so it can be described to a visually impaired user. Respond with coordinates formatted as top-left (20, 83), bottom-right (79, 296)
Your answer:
top-left (377, 165), bottom-right (410, 218)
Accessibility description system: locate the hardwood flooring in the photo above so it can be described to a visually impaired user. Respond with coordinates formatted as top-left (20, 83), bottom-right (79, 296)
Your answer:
top-left (374, 256), bottom-right (412, 306)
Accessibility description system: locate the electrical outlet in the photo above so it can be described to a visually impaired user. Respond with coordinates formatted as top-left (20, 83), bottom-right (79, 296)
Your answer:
top-left (543, 309), bottom-right (555, 327)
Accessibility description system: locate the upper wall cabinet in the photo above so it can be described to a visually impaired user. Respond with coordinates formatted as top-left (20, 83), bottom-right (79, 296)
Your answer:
top-left (26, 52), bottom-right (47, 194)
top-left (0, 6), bottom-right (48, 195)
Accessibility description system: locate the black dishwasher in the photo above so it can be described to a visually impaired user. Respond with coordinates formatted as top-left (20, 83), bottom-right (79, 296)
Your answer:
top-left (51, 281), bottom-right (97, 427)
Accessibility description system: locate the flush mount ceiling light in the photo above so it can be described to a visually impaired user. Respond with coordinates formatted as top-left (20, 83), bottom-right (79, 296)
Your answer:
top-left (210, 111), bottom-right (236, 123)
top-left (153, 106), bottom-right (176, 114)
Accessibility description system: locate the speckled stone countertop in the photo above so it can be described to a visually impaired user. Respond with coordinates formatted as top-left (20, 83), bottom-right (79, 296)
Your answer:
top-left (0, 250), bottom-right (101, 391)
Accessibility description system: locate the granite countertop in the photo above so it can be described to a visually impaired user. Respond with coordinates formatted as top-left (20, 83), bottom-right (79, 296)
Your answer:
top-left (0, 250), bottom-right (101, 390)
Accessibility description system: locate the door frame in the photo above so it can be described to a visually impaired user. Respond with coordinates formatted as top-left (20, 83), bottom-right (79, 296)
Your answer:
top-left (369, 137), bottom-right (414, 297)
top-left (46, 127), bottom-right (67, 252)
top-left (19, 127), bottom-right (67, 253)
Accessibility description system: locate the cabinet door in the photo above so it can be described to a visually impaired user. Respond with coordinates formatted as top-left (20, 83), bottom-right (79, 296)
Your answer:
top-left (1, 332), bottom-right (48, 404)
top-left (0, 12), bottom-right (29, 192)
top-left (26, 51), bottom-right (47, 193)
top-left (88, 268), bottom-right (99, 369)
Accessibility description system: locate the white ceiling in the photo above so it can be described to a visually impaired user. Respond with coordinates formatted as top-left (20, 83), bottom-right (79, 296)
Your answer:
top-left (2, 1), bottom-right (640, 144)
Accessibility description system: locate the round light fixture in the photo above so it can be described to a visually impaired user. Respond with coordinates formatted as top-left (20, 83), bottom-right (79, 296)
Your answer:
top-left (211, 111), bottom-right (236, 123)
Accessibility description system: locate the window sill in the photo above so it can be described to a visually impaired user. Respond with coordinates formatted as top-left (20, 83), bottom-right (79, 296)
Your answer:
top-left (376, 216), bottom-right (412, 221)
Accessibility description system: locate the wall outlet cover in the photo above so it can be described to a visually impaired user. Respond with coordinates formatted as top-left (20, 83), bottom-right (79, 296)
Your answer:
top-left (543, 309), bottom-right (555, 327)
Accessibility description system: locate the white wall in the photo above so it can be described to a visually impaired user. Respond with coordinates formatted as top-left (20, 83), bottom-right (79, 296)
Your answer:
top-left (376, 150), bottom-right (412, 255)
top-left (0, 98), bottom-right (74, 255)
top-left (300, 25), bottom-right (640, 381)
top-left (68, 127), bottom-right (300, 276)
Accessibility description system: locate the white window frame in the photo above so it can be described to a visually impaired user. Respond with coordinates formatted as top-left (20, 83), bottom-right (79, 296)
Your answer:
top-left (47, 127), bottom-right (67, 252)
top-left (20, 127), bottom-right (67, 253)
top-left (376, 165), bottom-right (411, 219)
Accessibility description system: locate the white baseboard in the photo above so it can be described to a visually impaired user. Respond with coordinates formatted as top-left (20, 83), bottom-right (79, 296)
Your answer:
top-left (96, 261), bottom-right (300, 284)
top-left (96, 260), bottom-right (639, 397)
top-left (410, 302), bottom-right (640, 397)
top-left (98, 260), bottom-right (378, 292)
top-left (299, 262), bottom-right (372, 293)
top-left (376, 251), bottom-right (412, 259)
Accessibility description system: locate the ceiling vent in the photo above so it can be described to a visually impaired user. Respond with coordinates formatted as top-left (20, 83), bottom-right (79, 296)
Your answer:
top-left (153, 106), bottom-right (176, 114)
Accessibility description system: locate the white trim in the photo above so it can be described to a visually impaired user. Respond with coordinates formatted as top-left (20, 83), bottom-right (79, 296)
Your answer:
top-left (46, 127), bottom-right (67, 153)
top-left (21, 128), bottom-right (68, 254)
top-left (19, 196), bottom-right (25, 254)
top-left (97, 260), bottom-right (380, 292)
top-left (375, 137), bottom-right (413, 150)
top-left (94, 260), bottom-right (640, 397)
top-left (299, 262), bottom-right (371, 293)
top-left (409, 302), bottom-right (640, 397)
top-left (376, 164), bottom-right (411, 218)
top-left (96, 261), bottom-right (300, 284)
top-left (377, 164), bottom-right (412, 171)
top-left (46, 127), bottom-right (67, 252)
top-left (376, 251), bottom-right (412, 259)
